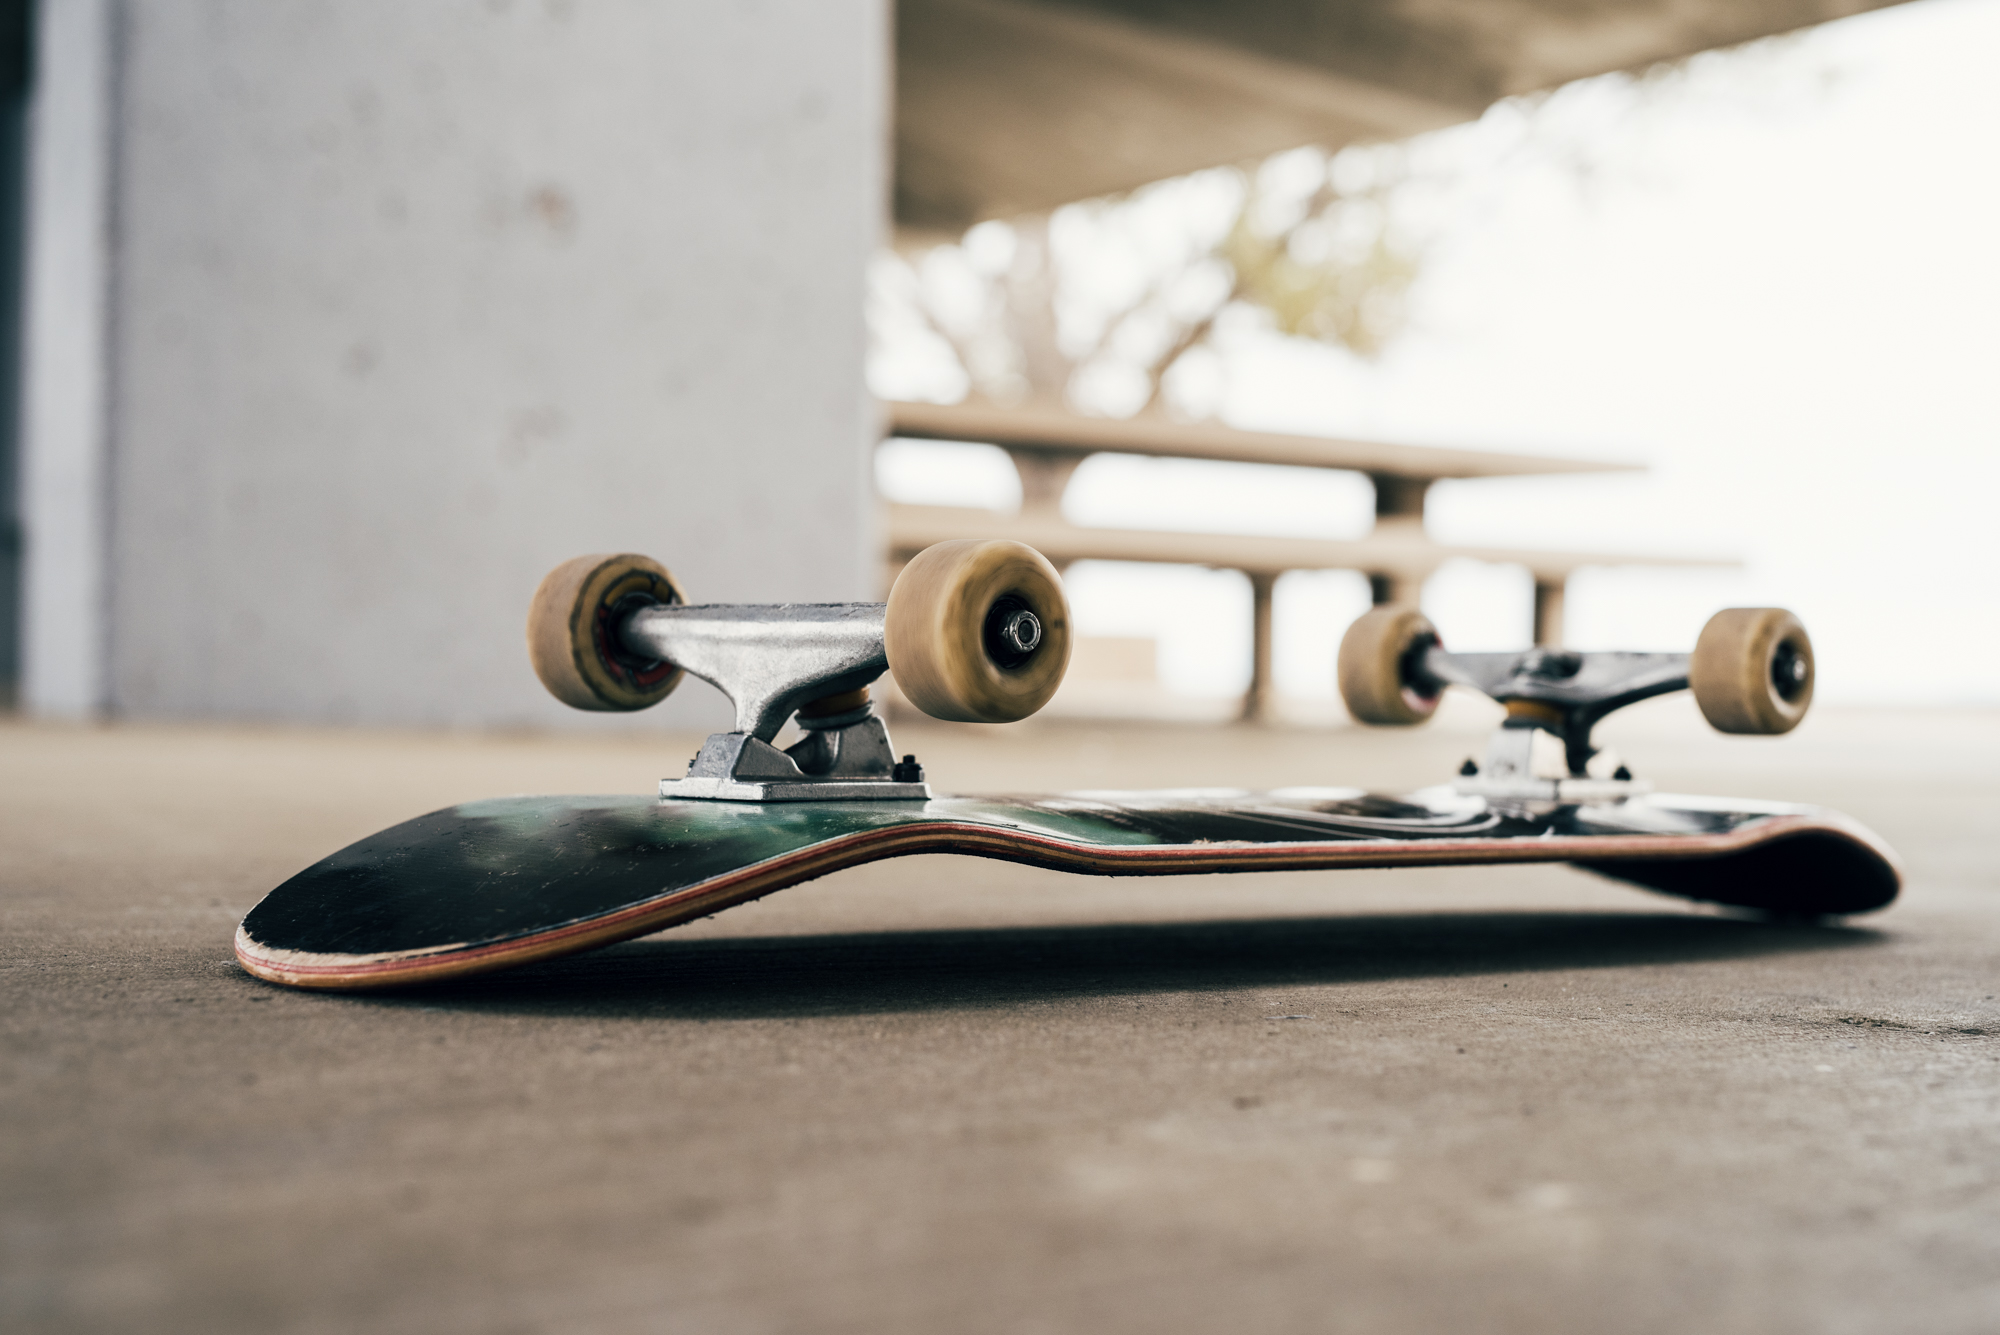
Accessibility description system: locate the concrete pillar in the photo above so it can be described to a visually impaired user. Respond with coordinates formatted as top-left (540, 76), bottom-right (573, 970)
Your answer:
top-left (1241, 569), bottom-right (1276, 724)
top-left (21, 0), bottom-right (889, 729)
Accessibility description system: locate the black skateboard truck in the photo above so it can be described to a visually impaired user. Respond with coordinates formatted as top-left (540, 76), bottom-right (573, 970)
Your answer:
top-left (1338, 606), bottom-right (1815, 801)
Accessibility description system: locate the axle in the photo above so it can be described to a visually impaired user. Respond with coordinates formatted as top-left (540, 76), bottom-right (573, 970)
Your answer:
top-left (618, 596), bottom-right (1049, 742)
top-left (527, 542), bottom-right (1069, 802)
top-left (617, 601), bottom-right (890, 742)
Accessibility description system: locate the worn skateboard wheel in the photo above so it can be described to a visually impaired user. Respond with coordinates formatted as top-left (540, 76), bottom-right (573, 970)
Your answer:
top-left (1338, 606), bottom-right (1443, 726)
top-left (885, 539), bottom-right (1070, 723)
top-left (1691, 607), bottom-right (1813, 735)
top-left (527, 553), bottom-right (686, 711)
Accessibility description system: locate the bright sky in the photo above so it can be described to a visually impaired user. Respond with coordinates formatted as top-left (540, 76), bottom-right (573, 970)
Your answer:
top-left (877, 0), bottom-right (2000, 706)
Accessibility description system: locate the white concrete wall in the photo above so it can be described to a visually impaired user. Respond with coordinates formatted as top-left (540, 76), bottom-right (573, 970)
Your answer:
top-left (18, 0), bottom-right (114, 718)
top-left (25, 0), bottom-right (887, 730)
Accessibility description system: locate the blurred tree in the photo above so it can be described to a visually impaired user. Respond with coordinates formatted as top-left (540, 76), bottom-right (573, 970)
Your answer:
top-left (872, 146), bottom-right (1420, 419)
top-left (867, 29), bottom-right (1836, 423)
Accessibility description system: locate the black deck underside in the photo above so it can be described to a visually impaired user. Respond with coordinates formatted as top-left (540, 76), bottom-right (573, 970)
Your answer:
top-left (239, 789), bottom-right (1901, 969)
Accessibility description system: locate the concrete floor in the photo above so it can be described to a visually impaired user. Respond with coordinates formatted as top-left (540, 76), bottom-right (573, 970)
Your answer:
top-left (4, 700), bottom-right (1997, 1334)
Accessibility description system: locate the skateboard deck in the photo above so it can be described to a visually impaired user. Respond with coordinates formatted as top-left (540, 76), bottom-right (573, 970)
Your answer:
top-left (235, 788), bottom-right (1900, 990)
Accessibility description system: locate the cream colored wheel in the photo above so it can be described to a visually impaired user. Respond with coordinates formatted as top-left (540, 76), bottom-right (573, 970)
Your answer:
top-left (527, 553), bottom-right (686, 711)
top-left (885, 540), bottom-right (1070, 723)
top-left (1337, 606), bottom-right (1443, 726)
top-left (1690, 607), bottom-right (1813, 735)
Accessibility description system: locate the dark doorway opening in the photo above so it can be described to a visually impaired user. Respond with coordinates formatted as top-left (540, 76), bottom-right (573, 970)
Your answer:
top-left (0, 1), bottom-right (31, 708)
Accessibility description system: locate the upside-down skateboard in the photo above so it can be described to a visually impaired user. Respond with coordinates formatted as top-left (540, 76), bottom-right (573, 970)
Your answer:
top-left (236, 541), bottom-right (1900, 991)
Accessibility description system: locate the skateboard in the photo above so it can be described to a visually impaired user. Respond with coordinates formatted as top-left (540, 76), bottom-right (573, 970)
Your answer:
top-left (236, 541), bottom-right (1900, 991)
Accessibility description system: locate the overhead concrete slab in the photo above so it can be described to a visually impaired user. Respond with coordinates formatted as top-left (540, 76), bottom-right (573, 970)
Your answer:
top-left (896, 0), bottom-right (1911, 230)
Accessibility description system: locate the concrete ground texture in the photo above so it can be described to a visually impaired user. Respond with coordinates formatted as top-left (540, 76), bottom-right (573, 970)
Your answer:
top-left (4, 699), bottom-right (1997, 1334)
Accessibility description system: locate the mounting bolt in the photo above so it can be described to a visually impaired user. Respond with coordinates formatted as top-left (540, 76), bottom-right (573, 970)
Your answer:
top-left (1520, 647), bottom-right (1583, 680)
top-left (891, 754), bottom-right (925, 783)
top-left (1459, 758), bottom-right (1479, 776)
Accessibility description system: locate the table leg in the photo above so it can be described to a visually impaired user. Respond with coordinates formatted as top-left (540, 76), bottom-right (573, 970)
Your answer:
top-left (1534, 577), bottom-right (1566, 647)
top-left (1242, 571), bottom-right (1276, 724)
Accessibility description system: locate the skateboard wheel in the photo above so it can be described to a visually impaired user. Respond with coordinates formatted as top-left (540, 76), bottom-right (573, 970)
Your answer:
top-left (1337, 606), bottom-right (1443, 726)
top-left (1690, 608), bottom-right (1813, 735)
top-left (885, 539), bottom-right (1070, 723)
top-left (527, 553), bottom-right (686, 711)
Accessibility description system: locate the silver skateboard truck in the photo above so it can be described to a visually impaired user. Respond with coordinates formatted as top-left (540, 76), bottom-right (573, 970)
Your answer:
top-left (525, 543), bottom-right (1071, 802)
top-left (630, 602), bottom-right (930, 801)
top-left (1339, 606), bottom-right (1815, 802)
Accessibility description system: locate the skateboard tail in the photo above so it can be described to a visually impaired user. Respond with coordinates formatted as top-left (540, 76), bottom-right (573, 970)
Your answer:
top-left (1578, 820), bottom-right (1902, 917)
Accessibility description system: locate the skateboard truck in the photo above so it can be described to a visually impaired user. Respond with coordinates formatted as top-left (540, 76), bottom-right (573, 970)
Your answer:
top-left (633, 602), bottom-right (928, 801)
top-left (1339, 606), bottom-right (1816, 802)
top-left (524, 542), bottom-right (1072, 801)
top-left (1429, 648), bottom-right (1688, 801)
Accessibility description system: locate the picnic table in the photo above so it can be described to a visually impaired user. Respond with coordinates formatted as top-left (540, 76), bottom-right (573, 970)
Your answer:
top-left (882, 400), bottom-right (1730, 720)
